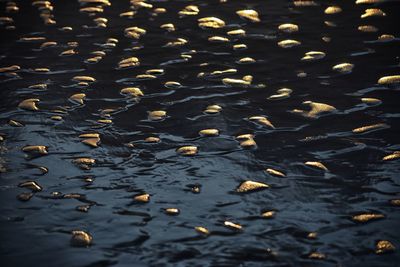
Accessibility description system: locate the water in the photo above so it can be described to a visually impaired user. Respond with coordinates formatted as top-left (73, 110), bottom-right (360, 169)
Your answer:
top-left (0, 0), bottom-right (400, 266)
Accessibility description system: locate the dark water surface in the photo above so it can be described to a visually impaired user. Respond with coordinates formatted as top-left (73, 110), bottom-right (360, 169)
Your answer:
top-left (1, 0), bottom-right (400, 266)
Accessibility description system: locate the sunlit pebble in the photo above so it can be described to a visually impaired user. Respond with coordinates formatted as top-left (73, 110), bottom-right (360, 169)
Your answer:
top-left (237, 180), bottom-right (269, 193)
top-left (204, 104), bottom-right (222, 114)
top-left (210, 69), bottom-right (237, 77)
top-left (233, 44), bottom-right (247, 50)
top-left (265, 168), bottom-right (285, 177)
top-left (308, 252), bottom-right (326, 260)
top-left (60, 49), bottom-right (76, 56)
top-left (120, 11), bottom-right (136, 18)
top-left (0, 65), bottom-right (20, 73)
top-left (177, 146), bottom-right (198, 156)
top-left (17, 192), bottom-right (33, 202)
top-left (361, 97), bottom-right (381, 105)
top-left (51, 115), bottom-right (63, 121)
top-left (120, 87), bottom-right (143, 97)
top-left (19, 181), bottom-right (42, 192)
top-left (136, 74), bottom-right (157, 80)
top-left (237, 57), bottom-right (255, 64)
top-left (78, 82), bottom-right (89, 87)
top-left (69, 93), bottom-right (86, 105)
top-left (164, 208), bottom-right (180, 215)
top-left (85, 56), bottom-right (102, 64)
top-left (222, 75), bottom-right (252, 87)
top-left (224, 221), bottom-right (243, 230)
top-left (293, 0), bottom-right (318, 7)
top-left (358, 25), bottom-right (378, 32)
top-left (324, 6), bottom-right (342, 14)
top-left (6, 3), bottom-right (19, 13)
top-left (80, 6), bottom-right (104, 14)
top-left (305, 161), bottom-right (328, 171)
top-left (322, 36), bottom-right (331, 42)
top-left (179, 5), bottom-right (199, 16)
top-left (146, 69), bottom-right (164, 76)
top-left (18, 98), bottom-right (40, 111)
top-left (268, 88), bottom-right (293, 100)
top-left (72, 158), bottom-right (95, 168)
top-left (378, 75), bottom-right (400, 85)
top-left (278, 39), bottom-right (301, 48)
top-left (144, 137), bottom-right (160, 143)
top-left (84, 177), bottom-right (94, 183)
top-left (118, 57), bottom-right (140, 68)
top-left (352, 213), bottom-right (385, 223)
top-left (181, 54), bottom-right (192, 60)
top-left (390, 199), bottom-right (400, 206)
top-left (22, 145), bottom-right (48, 156)
top-left (19, 36), bottom-right (46, 42)
top-left (307, 232), bottom-right (318, 239)
top-left (198, 17), bottom-right (225, 29)
top-left (164, 81), bottom-right (181, 88)
top-left (81, 137), bottom-right (100, 148)
top-left (375, 240), bottom-right (395, 254)
top-left (378, 34), bottom-right (395, 42)
top-left (9, 119), bottom-right (23, 127)
top-left (195, 226), bottom-right (210, 235)
top-left (148, 110), bottom-right (166, 121)
top-left (324, 21), bottom-right (337, 27)
top-left (72, 76), bottom-right (96, 83)
top-left (0, 16), bottom-right (14, 25)
top-left (124, 26), bottom-right (146, 39)
top-left (29, 83), bottom-right (47, 90)
top-left (261, 211), bottom-right (275, 218)
top-left (71, 231), bottom-right (92, 247)
top-left (332, 63), bottom-right (354, 73)
top-left (382, 151), bottom-right (400, 161)
top-left (356, 0), bottom-right (384, 3)
top-left (361, 8), bottom-right (386, 18)
top-left (78, 0), bottom-right (111, 6)
top-left (199, 129), bottom-right (219, 137)
top-left (34, 68), bottom-right (50, 73)
top-left (301, 51), bottom-right (326, 61)
top-left (292, 101), bottom-right (337, 119)
top-left (152, 7), bottom-right (166, 15)
top-left (227, 29), bottom-right (246, 37)
top-left (249, 116), bottom-right (275, 129)
top-left (208, 36), bottom-right (230, 43)
top-left (236, 9), bottom-right (260, 22)
top-left (97, 119), bottom-right (112, 124)
top-left (91, 51), bottom-right (106, 57)
top-left (165, 38), bottom-right (187, 47)
top-left (131, 1), bottom-right (153, 10)
top-left (160, 23), bottom-right (175, 32)
top-left (94, 17), bottom-right (108, 27)
top-left (236, 134), bottom-right (257, 148)
top-left (278, 23), bottom-right (299, 33)
top-left (134, 193), bottom-right (150, 203)
top-left (352, 123), bottom-right (388, 134)
top-left (58, 26), bottom-right (73, 32)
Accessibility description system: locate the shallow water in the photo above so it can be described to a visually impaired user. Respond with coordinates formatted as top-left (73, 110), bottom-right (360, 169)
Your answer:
top-left (1, 0), bottom-right (400, 266)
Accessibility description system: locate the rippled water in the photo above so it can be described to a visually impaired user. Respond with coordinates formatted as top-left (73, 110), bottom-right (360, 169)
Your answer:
top-left (1, 0), bottom-right (400, 266)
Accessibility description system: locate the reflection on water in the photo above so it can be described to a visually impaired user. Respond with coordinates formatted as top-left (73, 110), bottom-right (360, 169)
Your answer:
top-left (0, 0), bottom-right (400, 266)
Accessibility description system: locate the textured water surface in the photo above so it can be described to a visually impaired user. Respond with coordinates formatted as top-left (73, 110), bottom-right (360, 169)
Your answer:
top-left (0, 0), bottom-right (400, 266)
